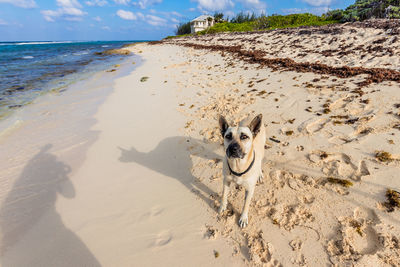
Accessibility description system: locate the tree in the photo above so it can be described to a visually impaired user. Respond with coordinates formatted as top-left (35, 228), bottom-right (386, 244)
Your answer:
top-left (175, 22), bottom-right (191, 35)
top-left (214, 12), bottom-right (224, 23)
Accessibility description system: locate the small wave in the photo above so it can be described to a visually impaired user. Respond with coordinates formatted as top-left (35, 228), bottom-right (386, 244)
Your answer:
top-left (102, 45), bottom-right (109, 48)
top-left (73, 51), bottom-right (89, 56)
top-left (15, 41), bottom-right (74, 46)
top-left (22, 56), bottom-right (34, 59)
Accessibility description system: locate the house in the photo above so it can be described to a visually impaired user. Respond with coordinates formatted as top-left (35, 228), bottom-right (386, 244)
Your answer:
top-left (190, 15), bottom-right (215, 33)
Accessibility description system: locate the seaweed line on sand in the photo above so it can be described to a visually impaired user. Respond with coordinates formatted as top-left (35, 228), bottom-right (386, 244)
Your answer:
top-left (166, 43), bottom-right (400, 88)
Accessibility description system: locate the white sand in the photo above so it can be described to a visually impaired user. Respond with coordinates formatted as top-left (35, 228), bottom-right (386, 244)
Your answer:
top-left (1, 24), bottom-right (400, 266)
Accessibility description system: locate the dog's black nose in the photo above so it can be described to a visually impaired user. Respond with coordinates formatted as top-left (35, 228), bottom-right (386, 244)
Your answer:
top-left (227, 142), bottom-right (242, 158)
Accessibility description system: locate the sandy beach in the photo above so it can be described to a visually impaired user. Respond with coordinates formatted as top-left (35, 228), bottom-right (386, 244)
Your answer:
top-left (1, 20), bottom-right (400, 266)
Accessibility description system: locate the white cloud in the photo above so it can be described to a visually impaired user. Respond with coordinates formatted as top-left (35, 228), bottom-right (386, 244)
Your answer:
top-left (301, 0), bottom-right (333, 7)
top-left (188, 7), bottom-right (195, 12)
top-left (133, 0), bottom-right (162, 9)
top-left (171, 11), bottom-right (182, 17)
top-left (171, 17), bottom-right (179, 23)
top-left (93, 16), bottom-right (102, 21)
top-left (41, 0), bottom-right (86, 22)
top-left (113, 0), bottom-right (130, 4)
top-left (224, 10), bottom-right (235, 17)
top-left (0, 18), bottom-right (8, 25)
top-left (85, 0), bottom-right (107, 6)
top-left (102, 25), bottom-right (111, 30)
top-left (116, 9), bottom-right (137, 20)
top-left (146, 14), bottom-right (166, 26)
top-left (0, 0), bottom-right (37, 8)
top-left (238, 0), bottom-right (266, 11)
top-left (136, 12), bottom-right (145, 19)
top-left (193, 0), bottom-right (234, 12)
top-left (282, 6), bottom-right (329, 15)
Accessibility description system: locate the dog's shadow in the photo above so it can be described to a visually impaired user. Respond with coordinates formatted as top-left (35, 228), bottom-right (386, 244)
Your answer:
top-left (118, 136), bottom-right (224, 211)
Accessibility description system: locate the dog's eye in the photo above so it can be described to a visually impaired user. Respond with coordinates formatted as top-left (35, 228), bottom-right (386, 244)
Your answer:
top-left (225, 133), bottom-right (232, 140)
top-left (240, 134), bottom-right (248, 140)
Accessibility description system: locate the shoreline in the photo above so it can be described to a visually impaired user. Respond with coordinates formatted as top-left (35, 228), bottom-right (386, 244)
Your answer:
top-left (0, 41), bottom-right (139, 121)
top-left (1, 23), bottom-right (400, 266)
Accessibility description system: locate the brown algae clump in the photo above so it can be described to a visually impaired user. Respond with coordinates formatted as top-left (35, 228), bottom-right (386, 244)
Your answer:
top-left (285, 130), bottom-right (294, 136)
top-left (327, 177), bottom-right (353, 187)
top-left (140, 76), bottom-right (149, 82)
top-left (214, 250), bottom-right (220, 258)
top-left (375, 151), bottom-right (393, 162)
top-left (320, 151), bottom-right (329, 159)
top-left (349, 220), bottom-right (363, 236)
top-left (323, 108), bottom-right (331, 114)
top-left (384, 189), bottom-right (400, 212)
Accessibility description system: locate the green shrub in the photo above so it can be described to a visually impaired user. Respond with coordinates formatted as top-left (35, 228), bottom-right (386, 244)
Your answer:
top-left (175, 22), bottom-right (191, 35)
top-left (254, 13), bottom-right (338, 30)
top-left (328, 0), bottom-right (400, 22)
top-left (197, 21), bottom-right (256, 34)
top-left (214, 12), bottom-right (224, 23)
top-left (230, 12), bottom-right (258, 23)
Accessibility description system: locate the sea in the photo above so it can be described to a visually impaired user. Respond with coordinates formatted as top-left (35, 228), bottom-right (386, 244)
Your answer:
top-left (0, 40), bottom-right (140, 119)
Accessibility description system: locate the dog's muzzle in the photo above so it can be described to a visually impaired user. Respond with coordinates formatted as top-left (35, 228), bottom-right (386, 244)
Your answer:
top-left (226, 142), bottom-right (244, 159)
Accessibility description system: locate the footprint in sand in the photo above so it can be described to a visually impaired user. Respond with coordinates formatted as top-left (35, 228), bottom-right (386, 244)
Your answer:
top-left (309, 152), bottom-right (370, 181)
top-left (327, 207), bottom-right (382, 265)
top-left (299, 118), bottom-right (329, 135)
top-left (137, 206), bottom-right (164, 223)
top-left (153, 231), bottom-right (172, 247)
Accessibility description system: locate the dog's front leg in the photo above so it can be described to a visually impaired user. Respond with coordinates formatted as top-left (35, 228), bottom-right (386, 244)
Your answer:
top-left (239, 187), bottom-right (254, 228)
top-left (218, 179), bottom-right (230, 214)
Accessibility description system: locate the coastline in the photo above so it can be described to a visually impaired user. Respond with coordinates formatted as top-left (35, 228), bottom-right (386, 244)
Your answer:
top-left (1, 21), bottom-right (400, 266)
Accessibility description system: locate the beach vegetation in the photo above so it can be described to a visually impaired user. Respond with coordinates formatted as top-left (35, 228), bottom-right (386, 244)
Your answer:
top-left (140, 76), bottom-right (149, 82)
top-left (175, 22), bottom-right (191, 35)
top-left (325, 0), bottom-right (400, 21)
top-left (171, 12), bottom-right (338, 37)
top-left (254, 13), bottom-right (338, 30)
top-left (230, 11), bottom-right (259, 23)
top-left (169, 0), bottom-right (400, 38)
top-left (197, 13), bottom-right (338, 34)
top-left (214, 12), bottom-right (225, 23)
top-left (197, 21), bottom-right (256, 34)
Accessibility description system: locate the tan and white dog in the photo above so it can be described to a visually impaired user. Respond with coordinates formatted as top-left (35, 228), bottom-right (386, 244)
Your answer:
top-left (218, 114), bottom-right (266, 228)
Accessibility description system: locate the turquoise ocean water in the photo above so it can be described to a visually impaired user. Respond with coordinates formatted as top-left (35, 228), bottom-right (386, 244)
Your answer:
top-left (0, 40), bottom-right (140, 118)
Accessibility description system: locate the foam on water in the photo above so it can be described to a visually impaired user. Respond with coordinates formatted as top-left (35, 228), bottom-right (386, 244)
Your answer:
top-left (0, 40), bottom-right (143, 119)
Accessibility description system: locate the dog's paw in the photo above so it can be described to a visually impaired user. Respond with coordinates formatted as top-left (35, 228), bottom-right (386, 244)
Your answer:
top-left (239, 214), bottom-right (248, 228)
top-left (257, 173), bottom-right (264, 183)
top-left (218, 204), bottom-right (227, 214)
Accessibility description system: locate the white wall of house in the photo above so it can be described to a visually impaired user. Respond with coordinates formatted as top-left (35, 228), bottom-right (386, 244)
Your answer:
top-left (190, 17), bottom-right (214, 33)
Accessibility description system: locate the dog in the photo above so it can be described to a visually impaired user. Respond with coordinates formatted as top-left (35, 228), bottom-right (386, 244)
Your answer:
top-left (218, 114), bottom-right (266, 228)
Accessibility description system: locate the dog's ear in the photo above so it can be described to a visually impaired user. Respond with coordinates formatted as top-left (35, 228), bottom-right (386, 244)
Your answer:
top-left (219, 115), bottom-right (229, 137)
top-left (249, 114), bottom-right (262, 137)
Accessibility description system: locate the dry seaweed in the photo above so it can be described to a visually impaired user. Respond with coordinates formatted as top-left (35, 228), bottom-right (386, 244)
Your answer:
top-left (327, 177), bottom-right (353, 187)
top-left (285, 130), bottom-right (294, 136)
top-left (320, 151), bottom-right (329, 159)
top-left (375, 151), bottom-right (393, 162)
top-left (383, 189), bottom-right (400, 212)
top-left (323, 108), bottom-right (331, 114)
top-left (173, 43), bottom-right (400, 88)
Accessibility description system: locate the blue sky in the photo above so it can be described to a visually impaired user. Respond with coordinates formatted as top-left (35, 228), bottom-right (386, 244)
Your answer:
top-left (0, 0), bottom-right (354, 41)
